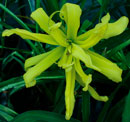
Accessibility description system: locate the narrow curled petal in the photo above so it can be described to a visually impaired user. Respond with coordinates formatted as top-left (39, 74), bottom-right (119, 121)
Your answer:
top-left (103, 16), bottom-right (129, 39)
top-left (101, 13), bottom-right (110, 23)
top-left (50, 29), bottom-right (68, 47)
top-left (65, 66), bottom-right (75, 120)
top-left (88, 85), bottom-right (108, 102)
top-left (49, 22), bottom-right (62, 31)
top-left (85, 50), bottom-right (122, 82)
top-left (25, 51), bottom-right (52, 71)
top-left (23, 46), bottom-right (65, 87)
top-left (60, 3), bottom-right (81, 40)
top-left (76, 13), bottom-right (110, 41)
top-left (31, 8), bottom-right (55, 33)
top-left (76, 73), bottom-right (92, 91)
top-left (2, 29), bottom-right (58, 45)
top-left (76, 24), bottom-right (107, 49)
top-left (72, 44), bottom-right (100, 71)
top-left (74, 59), bottom-right (92, 91)
top-left (58, 50), bottom-right (73, 72)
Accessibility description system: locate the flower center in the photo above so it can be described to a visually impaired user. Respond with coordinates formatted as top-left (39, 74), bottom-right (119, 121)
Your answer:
top-left (66, 38), bottom-right (73, 45)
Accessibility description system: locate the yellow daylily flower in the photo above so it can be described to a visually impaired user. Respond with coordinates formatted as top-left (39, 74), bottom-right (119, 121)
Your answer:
top-left (2, 3), bottom-right (129, 120)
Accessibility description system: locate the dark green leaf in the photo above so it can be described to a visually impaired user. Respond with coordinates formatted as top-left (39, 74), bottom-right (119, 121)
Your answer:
top-left (105, 97), bottom-right (125, 122)
top-left (0, 104), bottom-right (17, 117)
top-left (122, 91), bottom-right (130, 122)
top-left (82, 91), bottom-right (90, 122)
top-left (11, 110), bottom-right (80, 122)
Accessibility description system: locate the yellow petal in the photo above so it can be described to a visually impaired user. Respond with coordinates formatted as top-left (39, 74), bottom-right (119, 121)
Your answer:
top-left (58, 46), bottom-right (73, 71)
top-left (58, 49), bottom-right (68, 67)
top-left (74, 59), bottom-right (92, 91)
top-left (103, 16), bottom-right (129, 39)
top-left (76, 73), bottom-right (92, 91)
top-left (76, 13), bottom-right (110, 41)
top-left (50, 29), bottom-right (68, 47)
top-left (85, 50), bottom-right (122, 82)
top-left (72, 43), bottom-right (99, 70)
top-left (23, 46), bottom-right (65, 88)
top-left (2, 28), bottom-right (58, 45)
top-left (60, 3), bottom-right (81, 40)
top-left (25, 79), bottom-right (36, 88)
top-left (65, 66), bottom-right (75, 120)
top-left (25, 51), bottom-right (52, 71)
top-left (49, 22), bottom-right (62, 31)
top-left (76, 24), bottom-right (107, 49)
top-left (88, 85), bottom-right (108, 102)
top-left (101, 13), bottom-right (110, 23)
top-left (31, 8), bottom-right (55, 33)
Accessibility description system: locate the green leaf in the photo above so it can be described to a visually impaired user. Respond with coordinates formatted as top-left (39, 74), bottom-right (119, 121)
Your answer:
top-left (0, 45), bottom-right (31, 54)
top-left (96, 84), bottom-right (121, 122)
top-left (107, 39), bottom-right (130, 58)
top-left (0, 111), bottom-right (14, 121)
top-left (122, 91), bottom-right (130, 122)
top-left (82, 91), bottom-right (90, 122)
top-left (98, 0), bottom-right (110, 19)
top-left (0, 104), bottom-right (17, 117)
top-left (78, 19), bottom-right (93, 35)
top-left (105, 97), bottom-right (125, 122)
top-left (95, 29), bottom-right (130, 57)
top-left (97, 0), bottom-right (102, 5)
top-left (11, 110), bottom-right (80, 122)
top-left (0, 3), bottom-right (30, 30)
top-left (43, 0), bottom-right (59, 14)
top-left (2, 51), bottom-right (25, 70)
top-left (0, 71), bottom-right (65, 92)
top-left (0, 104), bottom-right (17, 122)
top-left (0, 3), bottom-right (39, 54)
top-left (80, 0), bottom-right (87, 9)
top-left (125, 52), bottom-right (130, 68)
top-left (53, 95), bottom-right (65, 113)
top-left (96, 71), bottom-right (130, 122)
top-left (0, 114), bottom-right (8, 122)
top-left (54, 81), bottom-right (64, 104)
top-left (28, 0), bottom-right (35, 12)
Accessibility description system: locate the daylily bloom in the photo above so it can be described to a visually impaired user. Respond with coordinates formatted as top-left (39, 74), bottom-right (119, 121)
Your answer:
top-left (2, 3), bottom-right (129, 120)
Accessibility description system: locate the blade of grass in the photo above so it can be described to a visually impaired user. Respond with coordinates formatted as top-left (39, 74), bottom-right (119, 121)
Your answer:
top-left (0, 114), bottom-right (8, 122)
top-left (105, 97), bottom-right (125, 122)
top-left (107, 39), bottom-right (130, 58)
top-left (95, 29), bottom-right (130, 52)
top-left (28, 0), bottom-right (35, 12)
top-left (82, 91), bottom-right (90, 122)
top-left (0, 4), bottom-right (30, 31)
top-left (11, 110), bottom-right (80, 122)
top-left (53, 95), bottom-right (65, 113)
top-left (96, 84), bottom-right (121, 122)
top-left (0, 104), bottom-right (18, 117)
top-left (0, 111), bottom-right (14, 121)
top-left (78, 19), bottom-right (92, 35)
top-left (0, 72), bottom-right (65, 92)
top-left (96, 71), bottom-right (130, 122)
top-left (0, 3), bottom-right (39, 54)
top-left (35, 0), bottom-right (45, 53)
top-left (0, 45), bottom-right (31, 54)
top-left (2, 51), bottom-right (25, 70)
top-left (59, 0), bottom-right (67, 8)
top-left (122, 91), bottom-right (130, 122)
top-left (54, 81), bottom-right (64, 104)
top-left (36, 0), bottom-right (40, 33)
top-left (80, 0), bottom-right (87, 9)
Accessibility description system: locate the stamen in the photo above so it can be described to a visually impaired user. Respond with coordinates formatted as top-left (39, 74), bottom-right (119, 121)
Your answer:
top-left (48, 11), bottom-right (61, 31)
